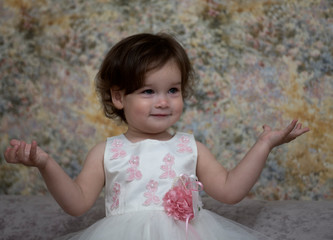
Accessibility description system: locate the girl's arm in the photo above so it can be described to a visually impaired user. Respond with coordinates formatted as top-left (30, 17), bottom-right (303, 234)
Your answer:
top-left (4, 140), bottom-right (105, 216)
top-left (196, 120), bottom-right (309, 204)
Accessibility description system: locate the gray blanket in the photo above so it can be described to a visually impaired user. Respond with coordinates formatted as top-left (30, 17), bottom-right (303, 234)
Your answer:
top-left (1, 195), bottom-right (332, 240)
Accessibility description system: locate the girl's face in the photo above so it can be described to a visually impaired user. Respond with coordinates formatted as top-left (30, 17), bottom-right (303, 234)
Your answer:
top-left (119, 59), bottom-right (184, 141)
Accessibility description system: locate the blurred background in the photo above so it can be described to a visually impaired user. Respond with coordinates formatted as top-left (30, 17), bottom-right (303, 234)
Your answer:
top-left (0, 0), bottom-right (332, 200)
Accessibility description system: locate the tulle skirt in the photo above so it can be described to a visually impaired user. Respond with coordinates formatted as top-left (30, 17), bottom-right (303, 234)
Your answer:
top-left (57, 209), bottom-right (271, 240)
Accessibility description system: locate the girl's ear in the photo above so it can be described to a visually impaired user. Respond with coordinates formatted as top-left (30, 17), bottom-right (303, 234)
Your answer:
top-left (110, 88), bottom-right (125, 109)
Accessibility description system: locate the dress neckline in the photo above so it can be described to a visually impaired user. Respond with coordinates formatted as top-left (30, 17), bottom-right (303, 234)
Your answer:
top-left (120, 132), bottom-right (180, 145)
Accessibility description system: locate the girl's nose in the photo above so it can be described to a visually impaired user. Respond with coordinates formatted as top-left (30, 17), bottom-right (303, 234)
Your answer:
top-left (155, 95), bottom-right (169, 108)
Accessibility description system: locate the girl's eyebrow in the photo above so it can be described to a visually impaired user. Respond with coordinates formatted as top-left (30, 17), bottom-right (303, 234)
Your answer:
top-left (169, 82), bottom-right (182, 86)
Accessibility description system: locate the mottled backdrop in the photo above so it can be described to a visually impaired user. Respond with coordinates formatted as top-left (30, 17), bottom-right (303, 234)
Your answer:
top-left (0, 0), bottom-right (332, 200)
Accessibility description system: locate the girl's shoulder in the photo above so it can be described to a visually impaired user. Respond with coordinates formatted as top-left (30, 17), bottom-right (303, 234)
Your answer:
top-left (195, 140), bottom-right (214, 159)
top-left (87, 141), bottom-right (107, 158)
top-left (81, 141), bottom-right (106, 174)
top-left (93, 140), bottom-right (107, 149)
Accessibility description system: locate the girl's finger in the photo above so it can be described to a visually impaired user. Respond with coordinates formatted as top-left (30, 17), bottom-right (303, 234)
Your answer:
top-left (290, 125), bottom-right (310, 139)
top-left (17, 141), bottom-right (26, 162)
top-left (297, 127), bottom-right (310, 136)
top-left (285, 120), bottom-right (298, 135)
top-left (262, 124), bottom-right (271, 132)
top-left (29, 141), bottom-right (37, 162)
top-left (5, 145), bottom-right (18, 163)
top-left (4, 147), bottom-right (10, 162)
top-left (10, 139), bottom-right (21, 147)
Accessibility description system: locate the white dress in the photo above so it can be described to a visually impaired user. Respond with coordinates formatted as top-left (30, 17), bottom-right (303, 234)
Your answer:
top-left (60, 132), bottom-right (270, 240)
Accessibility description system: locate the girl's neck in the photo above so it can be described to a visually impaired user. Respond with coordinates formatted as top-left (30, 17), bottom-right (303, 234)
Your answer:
top-left (124, 130), bottom-right (174, 143)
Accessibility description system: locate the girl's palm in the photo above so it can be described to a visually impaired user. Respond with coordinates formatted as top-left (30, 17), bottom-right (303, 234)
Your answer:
top-left (259, 120), bottom-right (310, 150)
top-left (4, 140), bottom-right (49, 169)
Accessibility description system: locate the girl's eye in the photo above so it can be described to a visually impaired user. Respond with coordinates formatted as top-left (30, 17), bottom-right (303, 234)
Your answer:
top-left (142, 89), bottom-right (154, 95)
top-left (168, 88), bottom-right (179, 94)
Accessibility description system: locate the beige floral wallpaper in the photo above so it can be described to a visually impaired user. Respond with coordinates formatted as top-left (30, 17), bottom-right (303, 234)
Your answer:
top-left (0, 0), bottom-right (332, 200)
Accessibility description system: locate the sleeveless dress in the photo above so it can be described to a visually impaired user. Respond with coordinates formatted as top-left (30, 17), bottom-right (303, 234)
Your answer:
top-left (59, 132), bottom-right (271, 240)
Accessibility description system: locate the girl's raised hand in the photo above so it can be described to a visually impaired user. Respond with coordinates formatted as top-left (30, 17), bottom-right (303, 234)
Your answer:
top-left (258, 119), bottom-right (310, 150)
top-left (4, 140), bottom-right (49, 169)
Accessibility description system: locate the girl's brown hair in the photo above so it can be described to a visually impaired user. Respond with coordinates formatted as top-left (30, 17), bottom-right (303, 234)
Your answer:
top-left (95, 32), bottom-right (195, 122)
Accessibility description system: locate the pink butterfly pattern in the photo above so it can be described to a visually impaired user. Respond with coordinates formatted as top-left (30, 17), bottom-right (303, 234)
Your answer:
top-left (143, 180), bottom-right (160, 206)
top-left (110, 139), bottom-right (126, 160)
top-left (160, 153), bottom-right (176, 179)
top-left (126, 156), bottom-right (142, 181)
top-left (111, 182), bottom-right (121, 210)
top-left (177, 136), bottom-right (193, 153)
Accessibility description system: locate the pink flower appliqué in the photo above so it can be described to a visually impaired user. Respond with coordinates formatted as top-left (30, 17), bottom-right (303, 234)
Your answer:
top-left (110, 139), bottom-right (126, 160)
top-left (163, 186), bottom-right (193, 222)
top-left (143, 180), bottom-right (160, 206)
top-left (163, 175), bottom-right (203, 222)
top-left (160, 153), bottom-right (176, 179)
top-left (126, 156), bottom-right (142, 181)
top-left (177, 136), bottom-right (193, 153)
top-left (111, 182), bottom-right (121, 210)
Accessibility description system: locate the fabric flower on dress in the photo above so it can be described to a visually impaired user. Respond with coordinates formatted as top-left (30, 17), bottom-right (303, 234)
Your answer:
top-left (110, 139), bottom-right (126, 160)
top-left (163, 185), bottom-right (193, 221)
top-left (126, 156), bottom-right (142, 181)
top-left (163, 174), bottom-right (203, 222)
top-left (143, 180), bottom-right (160, 206)
top-left (177, 136), bottom-right (193, 153)
top-left (160, 153), bottom-right (176, 179)
top-left (111, 182), bottom-right (121, 210)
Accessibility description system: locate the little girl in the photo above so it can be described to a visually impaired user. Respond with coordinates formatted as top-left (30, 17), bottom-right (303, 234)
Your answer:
top-left (4, 33), bottom-right (309, 240)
